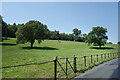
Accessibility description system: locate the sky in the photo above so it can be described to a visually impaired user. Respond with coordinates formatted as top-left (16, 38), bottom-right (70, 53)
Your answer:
top-left (2, 2), bottom-right (118, 44)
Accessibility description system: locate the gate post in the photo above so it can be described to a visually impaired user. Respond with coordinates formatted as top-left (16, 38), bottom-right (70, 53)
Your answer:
top-left (110, 53), bottom-right (112, 58)
top-left (101, 54), bottom-right (103, 60)
top-left (104, 54), bottom-right (106, 59)
top-left (74, 55), bottom-right (77, 73)
top-left (96, 54), bottom-right (98, 62)
top-left (66, 58), bottom-right (68, 76)
top-left (91, 55), bottom-right (92, 64)
top-left (54, 56), bottom-right (57, 80)
top-left (84, 56), bottom-right (86, 67)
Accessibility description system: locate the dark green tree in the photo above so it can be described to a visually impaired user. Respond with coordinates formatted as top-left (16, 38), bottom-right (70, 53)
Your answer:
top-left (16, 20), bottom-right (47, 48)
top-left (82, 33), bottom-right (87, 42)
top-left (68, 34), bottom-right (74, 41)
top-left (73, 28), bottom-right (81, 41)
top-left (73, 28), bottom-right (81, 36)
top-left (86, 26), bottom-right (108, 48)
top-left (0, 15), bottom-right (9, 41)
top-left (8, 23), bottom-right (17, 38)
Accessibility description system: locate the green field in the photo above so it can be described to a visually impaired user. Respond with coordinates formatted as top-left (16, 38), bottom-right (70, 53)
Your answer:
top-left (2, 38), bottom-right (118, 78)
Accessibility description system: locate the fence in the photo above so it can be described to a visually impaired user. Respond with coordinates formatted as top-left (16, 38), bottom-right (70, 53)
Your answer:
top-left (1, 52), bottom-right (120, 79)
top-left (53, 52), bottom-right (120, 80)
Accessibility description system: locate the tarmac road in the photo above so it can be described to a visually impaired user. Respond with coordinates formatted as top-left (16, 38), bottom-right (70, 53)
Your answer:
top-left (74, 58), bottom-right (120, 80)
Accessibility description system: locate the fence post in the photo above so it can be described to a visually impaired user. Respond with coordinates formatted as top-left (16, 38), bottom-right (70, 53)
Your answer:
top-left (101, 54), bottom-right (103, 60)
top-left (74, 55), bottom-right (77, 73)
top-left (54, 56), bottom-right (57, 80)
top-left (104, 54), bottom-right (106, 59)
top-left (108, 53), bottom-right (109, 58)
top-left (91, 55), bottom-right (92, 64)
top-left (66, 58), bottom-right (68, 76)
top-left (110, 53), bottom-right (112, 58)
top-left (96, 54), bottom-right (98, 62)
top-left (84, 56), bottom-right (86, 67)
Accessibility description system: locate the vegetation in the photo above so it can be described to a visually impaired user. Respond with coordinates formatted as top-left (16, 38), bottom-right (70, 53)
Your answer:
top-left (16, 20), bottom-right (47, 48)
top-left (1, 15), bottom-right (9, 41)
top-left (1, 15), bottom-right (117, 78)
top-left (73, 28), bottom-right (81, 36)
top-left (1, 18), bottom-right (87, 44)
top-left (86, 26), bottom-right (108, 48)
top-left (2, 37), bottom-right (117, 78)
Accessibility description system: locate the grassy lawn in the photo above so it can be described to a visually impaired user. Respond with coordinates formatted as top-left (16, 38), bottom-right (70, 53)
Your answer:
top-left (2, 38), bottom-right (118, 78)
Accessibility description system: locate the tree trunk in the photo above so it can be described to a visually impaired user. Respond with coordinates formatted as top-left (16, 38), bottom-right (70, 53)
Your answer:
top-left (31, 40), bottom-right (34, 48)
top-left (99, 45), bottom-right (101, 49)
top-left (98, 42), bottom-right (101, 49)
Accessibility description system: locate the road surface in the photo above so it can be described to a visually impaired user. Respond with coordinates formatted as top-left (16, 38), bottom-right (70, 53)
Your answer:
top-left (74, 58), bottom-right (120, 80)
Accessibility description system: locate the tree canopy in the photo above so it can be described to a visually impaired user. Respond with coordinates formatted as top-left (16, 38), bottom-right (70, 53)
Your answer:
top-left (0, 15), bottom-right (9, 41)
top-left (16, 20), bottom-right (47, 48)
top-left (86, 26), bottom-right (108, 48)
top-left (73, 28), bottom-right (81, 36)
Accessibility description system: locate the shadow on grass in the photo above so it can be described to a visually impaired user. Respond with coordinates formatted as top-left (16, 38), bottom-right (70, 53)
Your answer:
top-left (0, 43), bottom-right (16, 46)
top-left (89, 47), bottom-right (114, 50)
top-left (22, 47), bottom-right (59, 50)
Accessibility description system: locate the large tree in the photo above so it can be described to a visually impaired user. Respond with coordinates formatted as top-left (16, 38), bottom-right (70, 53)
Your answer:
top-left (86, 26), bottom-right (108, 48)
top-left (16, 20), bottom-right (47, 48)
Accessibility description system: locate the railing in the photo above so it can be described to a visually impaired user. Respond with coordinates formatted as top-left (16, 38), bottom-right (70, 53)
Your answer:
top-left (53, 52), bottom-right (120, 80)
top-left (1, 52), bottom-right (120, 79)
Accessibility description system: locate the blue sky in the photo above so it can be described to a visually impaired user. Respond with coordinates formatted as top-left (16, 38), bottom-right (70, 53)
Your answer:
top-left (2, 2), bottom-right (118, 44)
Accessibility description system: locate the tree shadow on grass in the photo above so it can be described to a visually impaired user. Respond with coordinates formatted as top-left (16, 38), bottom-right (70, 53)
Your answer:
top-left (89, 47), bottom-right (115, 50)
top-left (22, 47), bottom-right (59, 50)
top-left (0, 43), bottom-right (16, 46)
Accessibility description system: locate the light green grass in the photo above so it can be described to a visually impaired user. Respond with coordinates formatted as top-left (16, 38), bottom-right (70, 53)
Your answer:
top-left (2, 38), bottom-right (118, 78)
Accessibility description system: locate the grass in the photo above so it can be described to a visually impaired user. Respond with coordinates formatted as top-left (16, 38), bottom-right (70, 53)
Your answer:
top-left (1, 37), bottom-right (118, 78)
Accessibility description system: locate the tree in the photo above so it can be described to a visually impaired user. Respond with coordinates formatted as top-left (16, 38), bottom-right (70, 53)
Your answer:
top-left (107, 42), bottom-right (113, 44)
top-left (73, 28), bottom-right (81, 36)
top-left (68, 34), bottom-right (74, 41)
top-left (82, 34), bottom-right (87, 42)
top-left (86, 26), bottom-right (108, 48)
top-left (44, 29), bottom-right (50, 39)
top-left (16, 20), bottom-right (47, 48)
top-left (8, 23), bottom-right (17, 38)
top-left (0, 15), bottom-right (9, 41)
top-left (73, 28), bottom-right (81, 41)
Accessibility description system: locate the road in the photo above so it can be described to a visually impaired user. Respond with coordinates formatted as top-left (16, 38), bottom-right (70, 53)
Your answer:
top-left (74, 58), bottom-right (120, 80)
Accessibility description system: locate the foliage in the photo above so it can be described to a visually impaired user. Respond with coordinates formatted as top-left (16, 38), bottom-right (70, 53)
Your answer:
top-left (73, 28), bottom-right (81, 36)
top-left (118, 41), bottom-right (120, 44)
top-left (1, 17), bottom-right (110, 44)
top-left (16, 20), bottom-right (47, 47)
top-left (7, 23), bottom-right (17, 38)
top-left (107, 42), bottom-right (113, 44)
top-left (0, 17), bottom-right (87, 43)
top-left (1, 15), bottom-right (9, 41)
top-left (2, 38), bottom-right (117, 78)
top-left (86, 26), bottom-right (108, 48)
